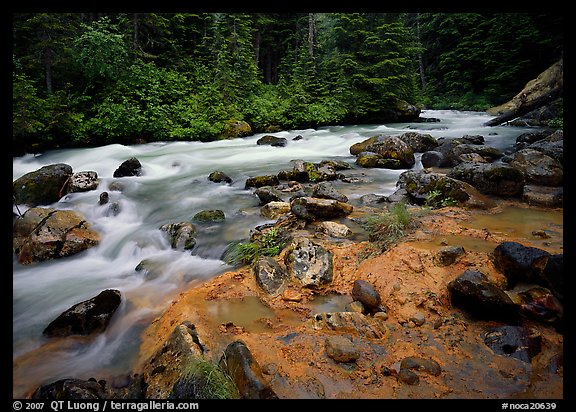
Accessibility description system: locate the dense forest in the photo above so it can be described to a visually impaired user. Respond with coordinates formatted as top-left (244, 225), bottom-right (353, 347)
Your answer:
top-left (12, 13), bottom-right (563, 155)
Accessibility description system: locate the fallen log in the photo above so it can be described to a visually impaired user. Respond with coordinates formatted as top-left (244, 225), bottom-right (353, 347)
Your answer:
top-left (484, 87), bottom-right (563, 127)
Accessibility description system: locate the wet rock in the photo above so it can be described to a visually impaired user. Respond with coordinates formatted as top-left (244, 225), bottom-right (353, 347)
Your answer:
top-left (398, 131), bottom-right (439, 153)
top-left (13, 207), bottom-right (100, 264)
top-left (245, 175), bottom-right (280, 189)
top-left (254, 186), bottom-right (285, 205)
top-left (398, 368), bottom-right (419, 385)
top-left (345, 301), bottom-right (365, 313)
top-left (396, 170), bottom-right (471, 206)
top-left (491, 241), bottom-right (551, 288)
top-left (356, 152), bottom-right (403, 169)
top-left (436, 245), bottom-right (465, 266)
top-left (362, 135), bottom-right (416, 168)
top-left (254, 256), bottom-right (289, 295)
top-left (260, 201), bottom-right (291, 219)
top-left (285, 237), bottom-right (333, 288)
top-left (400, 357), bottom-right (442, 376)
top-left (113, 157), bottom-right (142, 177)
top-left (318, 159), bottom-right (351, 170)
top-left (316, 221), bottom-right (352, 238)
top-left (135, 258), bottom-right (166, 281)
top-left (311, 181), bottom-right (348, 203)
top-left (421, 151), bottom-right (444, 168)
top-left (218, 340), bottom-right (278, 399)
top-left (509, 149), bottom-right (563, 186)
top-left (104, 202), bottom-right (121, 217)
top-left (515, 131), bottom-right (550, 149)
top-left (447, 270), bottom-right (518, 322)
top-left (350, 135), bottom-right (383, 156)
top-left (290, 197), bottom-right (353, 221)
top-left (208, 171), bottom-right (232, 184)
top-left (159, 222), bottom-right (197, 251)
top-left (527, 130), bottom-right (563, 164)
top-left (13, 163), bottom-right (73, 206)
top-left (512, 286), bottom-right (563, 327)
top-left (43, 289), bottom-right (121, 337)
top-left (311, 312), bottom-right (389, 339)
top-left (522, 185), bottom-right (563, 207)
top-left (69, 171), bottom-right (99, 193)
top-left (108, 181), bottom-right (124, 192)
top-left (325, 335), bottom-right (360, 363)
top-left (192, 210), bottom-right (225, 222)
top-left (98, 192), bottom-right (109, 205)
top-left (448, 162), bottom-right (525, 197)
top-left (351, 280), bottom-right (381, 312)
top-left (292, 135), bottom-right (303, 141)
top-left (257, 135), bottom-right (288, 147)
top-left (482, 325), bottom-right (542, 363)
top-left (32, 378), bottom-right (109, 399)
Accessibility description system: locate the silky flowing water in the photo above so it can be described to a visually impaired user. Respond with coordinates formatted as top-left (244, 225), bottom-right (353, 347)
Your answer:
top-left (12, 110), bottom-right (556, 398)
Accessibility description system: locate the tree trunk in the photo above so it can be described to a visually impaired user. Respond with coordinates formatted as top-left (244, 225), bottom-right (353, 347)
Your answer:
top-left (416, 13), bottom-right (426, 89)
top-left (308, 13), bottom-right (316, 57)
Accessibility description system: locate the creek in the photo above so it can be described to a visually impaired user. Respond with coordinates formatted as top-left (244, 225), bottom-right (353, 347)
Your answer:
top-left (12, 110), bottom-right (552, 398)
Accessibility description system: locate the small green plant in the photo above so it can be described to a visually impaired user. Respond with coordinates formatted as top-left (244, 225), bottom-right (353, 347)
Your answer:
top-left (424, 189), bottom-right (458, 209)
top-left (171, 358), bottom-right (239, 399)
top-left (223, 227), bottom-right (286, 266)
top-left (361, 201), bottom-right (418, 250)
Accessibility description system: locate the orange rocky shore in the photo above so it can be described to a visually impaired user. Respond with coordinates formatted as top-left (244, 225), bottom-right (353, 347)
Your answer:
top-left (134, 199), bottom-right (563, 399)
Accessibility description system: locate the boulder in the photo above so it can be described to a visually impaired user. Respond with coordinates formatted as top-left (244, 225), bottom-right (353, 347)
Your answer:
top-left (448, 162), bottom-right (525, 197)
top-left (396, 170), bottom-right (470, 206)
top-left (364, 135), bottom-right (415, 168)
top-left (522, 185), bottom-right (563, 207)
top-left (356, 152), bottom-right (403, 169)
top-left (13, 207), bottom-right (100, 264)
top-left (254, 186), bottom-right (285, 205)
top-left (290, 197), bottom-right (353, 221)
top-left (43, 289), bottom-right (121, 337)
top-left (400, 357), bottom-right (442, 376)
top-left (208, 171), bottom-right (232, 184)
top-left (220, 120), bottom-right (252, 139)
top-left (159, 222), bottom-right (197, 251)
top-left (256, 135), bottom-right (288, 147)
top-left (421, 151), bottom-right (444, 168)
top-left (13, 163), bottom-right (73, 206)
top-left (245, 175), bottom-right (280, 189)
top-left (284, 237), bottom-right (333, 288)
top-left (192, 210), bottom-right (225, 223)
top-left (69, 171), bottom-right (99, 193)
top-left (316, 221), bottom-right (352, 239)
top-left (32, 378), bottom-right (109, 399)
top-left (509, 149), bottom-right (562, 186)
top-left (491, 242), bottom-right (551, 288)
top-left (447, 270), bottom-right (518, 322)
top-left (113, 158), bottom-right (142, 178)
top-left (397, 131), bottom-right (439, 153)
top-left (260, 201), bottom-right (291, 220)
top-left (311, 181), bottom-right (348, 203)
top-left (253, 256), bottom-right (289, 295)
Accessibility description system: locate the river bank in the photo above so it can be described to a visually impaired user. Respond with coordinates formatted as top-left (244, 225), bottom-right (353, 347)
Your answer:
top-left (132, 199), bottom-right (562, 399)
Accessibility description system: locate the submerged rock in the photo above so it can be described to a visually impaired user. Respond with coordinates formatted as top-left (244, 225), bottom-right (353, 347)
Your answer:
top-left (256, 135), bottom-right (288, 147)
top-left (482, 325), bottom-right (542, 363)
top-left (159, 222), bottom-right (197, 251)
top-left (192, 210), bottom-right (225, 223)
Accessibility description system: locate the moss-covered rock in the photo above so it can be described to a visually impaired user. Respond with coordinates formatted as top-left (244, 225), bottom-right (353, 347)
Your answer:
top-left (220, 120), bottom-right (253, 139)
top-left (13, 163), bottom-right (73, 206)
top-left (192, 210), bottom-right (225, 223)
top-left (245, 175), bottom-right (280, 189)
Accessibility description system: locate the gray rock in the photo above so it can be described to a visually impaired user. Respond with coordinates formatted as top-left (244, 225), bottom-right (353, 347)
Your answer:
top-left (522, 185), bottom-right (563, 207)
top-left (483, 325), bottom-right (542, 363)
top-left (285, 238), bottom-right (333, 288)
top-left (257, 135), bottom-right (288, 147)
top-left (290, 197), bottom-right (353, 221)
top-left (436, 245), bottom-right (465, 266)
top-left (400, 357), bottom-right (441, 376)
top-left (421, 151), bottom-right (444, 168)
top-left (448, 162), bottom-right (525, 197)
top-left (254, 186), bottom-right (284, 205)
top-left (509, 149), bottom-right (563, 186)
top-left (312, 181), bottom-right (348, 203)
top-left (254, 256), bottom-right (289, 295)
top-left (69, 171), bottom-right (99, 193)
top-left (159, 222), bottom-right (197, 251)
top-left (113, 157), bottom-right (142, 178)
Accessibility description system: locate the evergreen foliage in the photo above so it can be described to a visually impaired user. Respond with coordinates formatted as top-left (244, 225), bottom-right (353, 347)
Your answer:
top-left (12, 12), bottom-right (563, 154)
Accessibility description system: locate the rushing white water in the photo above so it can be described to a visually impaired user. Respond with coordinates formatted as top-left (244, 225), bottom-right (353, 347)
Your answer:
top-left (12, 110), bottom-right (545, 397)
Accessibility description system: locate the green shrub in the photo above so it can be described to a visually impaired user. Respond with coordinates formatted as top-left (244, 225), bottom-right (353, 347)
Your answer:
top-left (223, 227), bottom-right (286, 266)
top-left (361, 202), bottom-right (419, 250)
